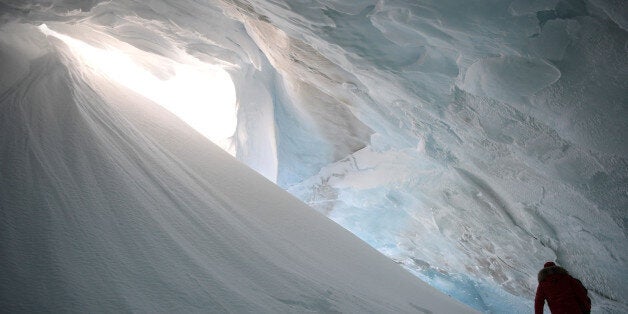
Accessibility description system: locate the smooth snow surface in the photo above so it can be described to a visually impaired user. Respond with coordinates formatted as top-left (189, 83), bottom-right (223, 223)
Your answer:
top-left (0, 21), bottom-right (473, 313)
top-left (1, 0), bottom-right (627, 313)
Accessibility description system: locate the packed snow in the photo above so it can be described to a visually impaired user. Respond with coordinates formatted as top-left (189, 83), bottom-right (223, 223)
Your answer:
top-left (1, 0), bottom-right (626, 313)
top-left (0, 19), bottom-right (473, 313)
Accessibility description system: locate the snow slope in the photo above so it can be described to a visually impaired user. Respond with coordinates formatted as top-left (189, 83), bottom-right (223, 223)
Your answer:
top-left (0, 22), bottom-right (474, 313)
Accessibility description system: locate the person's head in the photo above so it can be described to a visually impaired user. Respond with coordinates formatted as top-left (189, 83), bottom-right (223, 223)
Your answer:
top-left (538, 261), bottom-right (567, 282)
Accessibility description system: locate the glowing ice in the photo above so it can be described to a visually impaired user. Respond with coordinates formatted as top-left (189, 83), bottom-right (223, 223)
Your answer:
top-left (39, 24), bottom-right (237, 153)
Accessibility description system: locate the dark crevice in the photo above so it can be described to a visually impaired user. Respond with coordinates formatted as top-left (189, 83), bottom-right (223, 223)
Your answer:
top-left (537, 0), bottom-right (588, 27)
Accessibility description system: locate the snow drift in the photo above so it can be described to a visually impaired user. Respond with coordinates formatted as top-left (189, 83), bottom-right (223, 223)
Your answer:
top-left (0, 21), bottom-right (472, 313)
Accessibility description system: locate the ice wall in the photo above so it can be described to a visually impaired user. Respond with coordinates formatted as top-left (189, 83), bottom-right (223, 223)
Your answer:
top-left (1, 0), bottom-right (627, 313)
top-left (0, 16), bottom-right (476, 313)
top-left (229, 1), bottom-right (627, 312)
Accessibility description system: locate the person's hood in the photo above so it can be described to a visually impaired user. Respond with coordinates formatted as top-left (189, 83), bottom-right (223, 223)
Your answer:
top-left (538, 265), bottom-right (569, 282)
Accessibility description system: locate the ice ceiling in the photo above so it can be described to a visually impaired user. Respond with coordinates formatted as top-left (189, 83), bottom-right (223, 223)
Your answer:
top-left (1, 0), bottom-right (626, 312)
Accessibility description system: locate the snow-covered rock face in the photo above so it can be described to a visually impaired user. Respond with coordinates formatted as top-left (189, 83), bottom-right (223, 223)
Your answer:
top-left (1, 0), bottom-right (626, 312)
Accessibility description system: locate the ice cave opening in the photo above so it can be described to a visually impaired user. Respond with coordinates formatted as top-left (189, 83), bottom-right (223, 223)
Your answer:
top-left (39, 23), bottom-right (238, 154)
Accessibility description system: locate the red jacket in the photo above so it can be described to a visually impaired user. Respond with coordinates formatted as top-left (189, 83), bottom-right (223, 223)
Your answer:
top-left (534, 266), bottom-right (591, 314)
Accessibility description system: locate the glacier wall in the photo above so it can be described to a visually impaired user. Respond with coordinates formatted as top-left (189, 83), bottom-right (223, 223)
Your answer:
top-left (0, 9), bottom-right (476, 314)
top-left (1, 0), bottom-right (626, 312)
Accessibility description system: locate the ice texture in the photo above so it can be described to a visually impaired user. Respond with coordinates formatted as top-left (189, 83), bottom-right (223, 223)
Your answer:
top-left (0, 21), bottom-right (474, 313)
top-left (1, 0), bottom-right (627, 313)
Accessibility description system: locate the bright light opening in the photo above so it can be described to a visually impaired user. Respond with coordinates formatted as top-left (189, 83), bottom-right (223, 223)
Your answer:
top-left (39, 24), bottom-right (237, 154)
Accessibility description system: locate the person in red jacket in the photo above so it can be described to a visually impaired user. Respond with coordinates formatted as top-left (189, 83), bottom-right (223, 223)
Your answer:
top-left (535, 261), bottom-right (591, 314)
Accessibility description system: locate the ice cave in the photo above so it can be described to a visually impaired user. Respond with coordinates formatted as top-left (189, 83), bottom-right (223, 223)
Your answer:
top-left (0, 0), bottom-right (626, 313)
